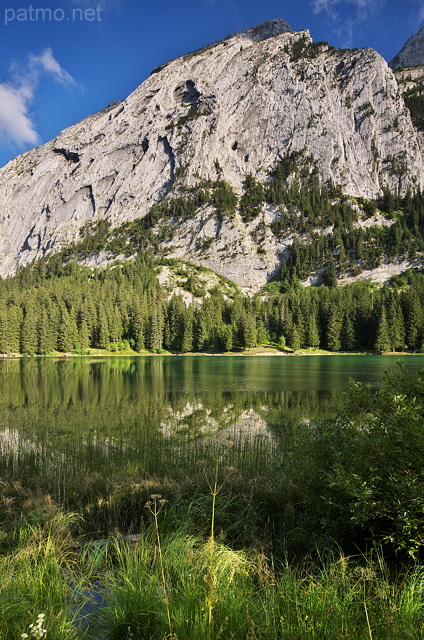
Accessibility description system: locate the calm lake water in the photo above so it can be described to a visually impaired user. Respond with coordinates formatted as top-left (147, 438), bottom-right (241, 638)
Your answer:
top-left (1, 355), bottom-right (423, 526)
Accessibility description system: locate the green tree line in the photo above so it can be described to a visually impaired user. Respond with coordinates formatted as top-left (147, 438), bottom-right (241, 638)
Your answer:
top-left (1, 255), bottom-right (424, 355)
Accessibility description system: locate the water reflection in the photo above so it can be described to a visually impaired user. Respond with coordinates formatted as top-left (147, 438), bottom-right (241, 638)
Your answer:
top-left (1, 355), bottom-right (423, 486)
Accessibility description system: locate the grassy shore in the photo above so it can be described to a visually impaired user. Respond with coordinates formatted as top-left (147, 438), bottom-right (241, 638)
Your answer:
top-left (1, 366), bottom-right (422, 638)
top-left (1, 344), bottom-right (422, 358)
top-left (0, 497), bottom-right (422, 640)
top-left (1, 434), bottom-right (423, 639)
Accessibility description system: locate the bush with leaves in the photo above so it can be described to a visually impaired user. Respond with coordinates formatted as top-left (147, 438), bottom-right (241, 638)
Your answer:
top-left (287, 365), bottom-right (424, 558)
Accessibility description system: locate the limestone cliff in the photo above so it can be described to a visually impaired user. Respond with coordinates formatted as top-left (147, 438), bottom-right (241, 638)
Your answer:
top-left (0, 20), bottom-right (423, 290)
top-left (389, 26), bottom-right (424, 70)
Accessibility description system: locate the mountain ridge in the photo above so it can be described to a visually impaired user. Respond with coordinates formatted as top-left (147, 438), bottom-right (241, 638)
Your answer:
top-left (150, 18), bottom-right (292, 75)
top-left (0, 21), bottom-right (423, 292)
top-left (389, 26), bottom-right (424, 70)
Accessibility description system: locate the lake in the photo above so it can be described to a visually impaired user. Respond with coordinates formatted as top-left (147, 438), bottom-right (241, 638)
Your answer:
top-left (1, 355), bottom-right (423, 532)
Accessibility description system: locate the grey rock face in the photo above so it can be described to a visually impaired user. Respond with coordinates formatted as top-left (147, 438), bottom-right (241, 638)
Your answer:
top-left (225, 18), bottom-right (291, 42)
top-left (151, 19), bottom-right (291, 75)
top-left (0, 23), bottom-right (423, 288)
top-left (389, 26), bottom-right (424, 70)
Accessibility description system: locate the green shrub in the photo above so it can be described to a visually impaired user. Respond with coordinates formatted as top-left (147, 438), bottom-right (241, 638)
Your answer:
top-left (287, 365), bottom-right (424, 557)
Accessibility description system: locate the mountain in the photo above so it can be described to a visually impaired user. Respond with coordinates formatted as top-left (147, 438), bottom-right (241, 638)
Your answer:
top-left (390, 26), bottom-right (424, 140)
top-left (0, 19), bottom-right (423, 293)
top-left (389, 26), bottom-right (424, 70)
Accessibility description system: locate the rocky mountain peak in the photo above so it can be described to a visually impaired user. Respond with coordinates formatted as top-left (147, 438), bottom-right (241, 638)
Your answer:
top-left (225, 18), bottom-right (291, 43)
top-left (0, 21), bottom-right (423, 291)
top-left (389, 25), bottom-right (424, 70)
top-left (151, 19), bottom-right (292, 75)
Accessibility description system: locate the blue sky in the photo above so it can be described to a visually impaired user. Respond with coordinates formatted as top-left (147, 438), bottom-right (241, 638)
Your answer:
top-left (0, 0), bottom-right (423, 167)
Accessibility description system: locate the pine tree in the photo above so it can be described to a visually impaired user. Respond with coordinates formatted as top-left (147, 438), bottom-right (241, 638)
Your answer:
top-left (292, 308), bottom-right (306, 348)
top-left (166, 295), bottom-right (186, 351)
top-left (288, 324), bottom-right (301, 351)
top-left (404, 290), bottom-right (423, 351)
top-left (387, 298), bottom-right (405, 352)
top-left (97, 303), bottom-right (110, 349)
top-left (241, 312), bottom-right (257, 349)
top-left (109, 306), bottom-right (124, 344)
top-left (341, 311), bottom-right (356, 352)
top-left (181, 307), bottom-right (194, 353)
top-left (37, 307), bottom-right (55, 354)
top-left (374, 306), bottom-right (390, 353)
top-left (240, 174), bottom-right (265, 222)
top-left (305, 313), bottom-right (320, 348)
top-left (326, 308), bottom-right (342, 352)
top-left (79, 319), bottom-right (91, 352)
top-left (219, 324), bottom-right (233, 351)
top-left (20, 301), bottom-right (38, 355)
top-left (57, 305), bottom-right (79, 353)
top-left (148, 305), bottom-right (164, 352)
top-left (256, 320), bottom-right (268, 345)
top-left (0, 305), bottom-right (7, 354)
top-left (195, 312), bottom-right (209, 352)
top-left (323, 258), bottom-right (338, 288)
top-left (130, 299), bottom-right (146, 352)
top-left (5, 304), bottom-right (21, 353)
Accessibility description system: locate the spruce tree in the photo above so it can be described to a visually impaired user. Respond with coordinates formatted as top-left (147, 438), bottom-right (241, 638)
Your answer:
top-left (97, 303), bottom-right (110, 349)
top-left (148, 306), bottom-right (164, 352)
top-left (374, 306), bottom-right (391, 353)
top-left (387, 298), bottom-right (405, 352)
top-left (130, 300), bottom-right (146, 352)
top-left (341, 311), bottom-right (356, 352)
top-left (288, 324), bottom-right (301, 352)
top-left (241, 312), bottom-right (257, 349)
top-left (37, 307), bottom-right (55, 354)
top-left (181, 307), bottom-right (194, 353)
top-left (5, 304), bottom-right (21, 353)
top-left (20, 301), bottom-right (38, 355)
top-left (326, 308), bottom-right (342, 352)
top-left (57, 304), bottom-right (79, 353)
top-left (306, 313), bottom-right (320, 348)
top-left (0, 305), bottom-right (7, 354)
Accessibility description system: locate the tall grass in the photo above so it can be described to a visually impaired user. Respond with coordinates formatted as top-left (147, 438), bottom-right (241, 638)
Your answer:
top-left (0, 511), bottom-right (88, 640)
top-left (98, 527), bottom-right (424, 640)
top-left (1, 400), bottom-right (423, 638)
top-left (0, 430), bottom-right (280, 537)
top-left (0, 504), bottom-right (423, 639)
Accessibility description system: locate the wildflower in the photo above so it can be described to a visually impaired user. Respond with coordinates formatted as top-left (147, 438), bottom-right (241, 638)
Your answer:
top-left (224, 466), bottom-right (237, 475)
top-left (23, 613), bottom-right (47, 639)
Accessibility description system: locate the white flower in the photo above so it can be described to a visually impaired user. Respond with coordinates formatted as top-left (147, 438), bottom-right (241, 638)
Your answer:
top-left (22, 613), bottom-right (47, 639)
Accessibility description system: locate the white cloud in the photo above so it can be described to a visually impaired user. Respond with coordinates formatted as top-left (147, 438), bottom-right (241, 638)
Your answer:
top-left (0, 85), bottom-right (39, 146)
top-left (311, 0), bottom-right (384, 46)
top-left (417, 2), bottom-right (424, 23)
top-left (312, 0), bottom-right (379, 14)
top-left (29, 48), bottom-right (75, 85)
top-left (0, 49), bottom-right (75, 148)
top-left (311, 0), bottom-right (335, 14)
